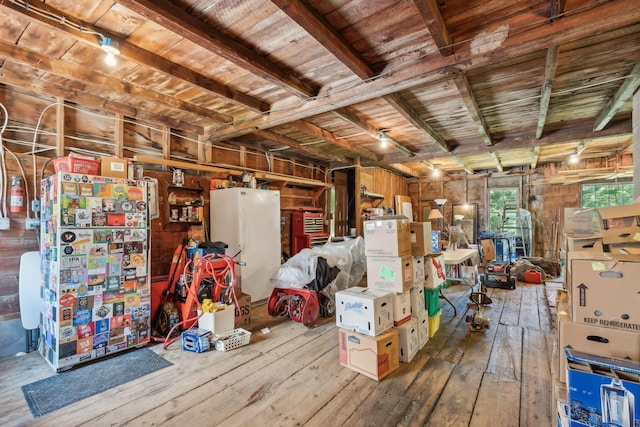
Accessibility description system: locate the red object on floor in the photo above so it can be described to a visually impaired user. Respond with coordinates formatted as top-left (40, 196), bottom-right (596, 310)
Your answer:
top-left (524, 269), bottom-right (543, 284)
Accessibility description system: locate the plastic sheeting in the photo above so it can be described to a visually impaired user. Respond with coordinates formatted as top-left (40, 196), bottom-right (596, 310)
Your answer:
top-left (270, 236), bottom-right (366, 301)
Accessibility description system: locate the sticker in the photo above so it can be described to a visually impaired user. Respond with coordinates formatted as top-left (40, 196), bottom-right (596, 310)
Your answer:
top-left (61, 232), bottom-right (76, 243)
top-left (379, 265), bottom-right (396, 281)
top-left (591, 262), bottom-right (606, 271)
top-left (60, 293), bottom-right (75, 306)
top-left (121, 201), bottom-right (133, 212)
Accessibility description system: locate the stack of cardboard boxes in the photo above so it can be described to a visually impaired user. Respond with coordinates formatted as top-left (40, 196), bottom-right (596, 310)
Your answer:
top-left (553, 203), bottom-right (640, 426)
top-left (411, 221), bottom-right (446, 338)
top-left (335, 216), bottom-right (443, 380)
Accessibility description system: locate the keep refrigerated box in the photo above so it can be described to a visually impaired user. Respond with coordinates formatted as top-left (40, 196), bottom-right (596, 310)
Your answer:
top-left (363, 216), bottom-right (411, 257)
top-left (566, 251), bottom-right (640, 332)
top-left (335, 287), bottom-right (394, 337)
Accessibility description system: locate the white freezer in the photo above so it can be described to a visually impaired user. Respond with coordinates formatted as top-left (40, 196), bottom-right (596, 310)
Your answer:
top-left (210, 188), bottom-right (281, 302)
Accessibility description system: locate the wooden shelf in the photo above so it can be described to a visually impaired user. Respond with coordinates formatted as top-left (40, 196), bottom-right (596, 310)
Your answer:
top-left (165, 183), bottom-right (204, 228)
top-left (361, 191), bottom-right (384, 207)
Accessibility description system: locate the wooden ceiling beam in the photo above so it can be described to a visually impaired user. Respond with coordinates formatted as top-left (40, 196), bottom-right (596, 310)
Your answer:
top-left (386, 163), bottom-right (420, 178)
top-left (270, 0), bottom-right (373, 80)
top-left (0, 68), bottom-right (205, 134)
top-left (489, 151), bottom-right (503, 172)
top-left (211, 1), bottom-right (639, 140)
top-left (0, 40), bottom-right (233, 125)
top-left (535, 45), bottom-right (559, 139)
top-left (334, 108), bottom-right (414, 157)
top-left (594, 61), bottom-right (640, 131)
top-left (290, 121), bottom-right (381, 160)
top-left (382, 93), bottom-right (451, 152)
top-left (379, 118), bottom-right (632, 164)
top-left (452, 74), bottom-right (492, 146)
top-left (452, 156), bottom-right (474, 174)
top-left (550, 0), bottom-right (568, 21)
top-left (530, 146), bottom-right (540, 168)
top-left (118, 0), bottom-right (317, 98)
top-left (253, 129), bottom-right (349, 163)
top-left (412, 0), bottom-right (453, 56)
top-left (0, 1), bottom-right (268, 114)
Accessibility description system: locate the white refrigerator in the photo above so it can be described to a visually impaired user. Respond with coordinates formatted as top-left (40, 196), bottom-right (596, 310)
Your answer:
top-left (210, 188), bottom-right (281, 302)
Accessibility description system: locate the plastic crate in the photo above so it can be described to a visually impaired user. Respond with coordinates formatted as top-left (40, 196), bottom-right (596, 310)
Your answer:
top-left (424, 288), bottom-right (440, 316)
top-left (428, 308), bottom-right (442, 338)
top-left (213, 328), bottom-right (251, 351)
top-left (53, 156), bottom-right (100, 175)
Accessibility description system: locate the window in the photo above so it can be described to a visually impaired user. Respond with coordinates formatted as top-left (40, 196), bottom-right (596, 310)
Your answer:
top-left (489, 188), bottom-right (518, 231)
top-left (581, 182), bottom-right (633, 208)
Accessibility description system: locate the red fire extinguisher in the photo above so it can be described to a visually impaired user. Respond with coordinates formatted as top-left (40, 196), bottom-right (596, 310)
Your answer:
top-left (10, 176), bottom-right (24, 213)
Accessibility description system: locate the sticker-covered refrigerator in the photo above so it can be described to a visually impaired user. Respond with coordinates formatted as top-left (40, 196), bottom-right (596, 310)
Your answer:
top-left (39, 172), bottom-right (151, 372)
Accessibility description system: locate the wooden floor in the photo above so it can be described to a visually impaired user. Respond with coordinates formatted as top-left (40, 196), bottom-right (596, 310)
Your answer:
top-left (0, 281), bottom-right (556, 427)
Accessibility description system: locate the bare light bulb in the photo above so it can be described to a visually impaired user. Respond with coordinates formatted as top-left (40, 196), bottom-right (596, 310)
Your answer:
top-left (569, 152), bottom-right (579, 164)
top-left (105, 52), bottom-right (117, 66)
top-left (379, 132), bottom-right (388, 148)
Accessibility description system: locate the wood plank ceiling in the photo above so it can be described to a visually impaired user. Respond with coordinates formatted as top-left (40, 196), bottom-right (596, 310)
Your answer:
top-left (0, 0), bottom-right (639, 178)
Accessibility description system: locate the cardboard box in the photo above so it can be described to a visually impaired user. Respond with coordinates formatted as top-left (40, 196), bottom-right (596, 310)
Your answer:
top-left (565, 233), bottom-right (603, 252)
top-left (412, 256), bottom-right (425, 286)
top-left (234, 292), bottom-right (251, 328)
top-left (410, 222), bottom-right (432, 256)
top-left (198, 303), bottom-right (235, 334)
top-left (338, 328), bottom-right (399, 381)
top-left (335, 287), bottom-right (394, 336)
top-left (567, 251), bottom-right (640, 332)
top-left (391, 290), bottom-right (411, 326)
top-left (557, 312), bottom-right (640, 382)
top-left (424, 253), bottom-right (446, 289)
top-left (394, 317), bottom-right (419, 363)
top-left (604, 241), bottom-right (640, 255)
top-left (363, 216), bottom-right (412, 257)
top-left (416, 311), bottom-right (429, 349)
top-left (100, 157), bottom-right (129, 179)
top-left (564, 207), bottom-right (599, 235)
top-left (409, 285), bottom-right (426, 316)
top-left (596, 203), bottom-right (640, 244)
top-left (181, 327), bottom-right (211, 353)
top-left (366, 255), bottom-right (413, 294)
top-left (565, 348), bottom-right (640, 427)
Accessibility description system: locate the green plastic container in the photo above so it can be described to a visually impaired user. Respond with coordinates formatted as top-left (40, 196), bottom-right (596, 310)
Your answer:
top-left (425, 288), bottom-right (440, 316)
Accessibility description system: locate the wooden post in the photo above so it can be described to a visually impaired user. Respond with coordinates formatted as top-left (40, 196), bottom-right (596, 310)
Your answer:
top-left (56, 98), bottom-right (65, 157)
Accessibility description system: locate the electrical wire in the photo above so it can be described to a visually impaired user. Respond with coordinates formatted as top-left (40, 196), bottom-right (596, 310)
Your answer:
top-left (30, 102), bottom-right (57, 207)
top-left (0, 102), bottom-right (8, 217)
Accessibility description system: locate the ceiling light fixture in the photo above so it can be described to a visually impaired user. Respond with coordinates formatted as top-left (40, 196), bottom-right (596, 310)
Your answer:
top-left (432, 167), bottom-right (441, 177)
top-left (379, 132), bottom-right (389, 148)
top-left (100, 37), bottom-right (120, 66)
top-left (569, 151), bottom-right (579, 164)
